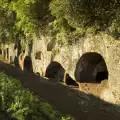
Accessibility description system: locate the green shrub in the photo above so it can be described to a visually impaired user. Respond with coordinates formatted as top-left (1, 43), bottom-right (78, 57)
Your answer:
top-left (0, 72), bottom-right (74, 120)
top-left (1, 0), bottom-right (120, 46)
top-left (0, 0), bottom-right (52, 44)
top-left (50, 0), bottom-right (120, 37)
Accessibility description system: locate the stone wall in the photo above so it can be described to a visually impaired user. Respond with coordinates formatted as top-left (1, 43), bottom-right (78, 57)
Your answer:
top-left (53, 34), bottom-right (120, 104)
top-left (31, 35), bottom-right (52, 76)
top-left (31, 33), bottom-right (120, 104)
top-left (2, 33), bottom-right (120, 104)
top-left (1, 44), bottom-right (17, 63)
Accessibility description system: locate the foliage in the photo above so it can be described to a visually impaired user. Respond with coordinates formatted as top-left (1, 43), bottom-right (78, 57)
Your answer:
top-left (9, 0), bottom-right (37, 37)
top-left (0, 6), bottom-right (16, 43)
top-left (0, 72), bottom-right (74, 120)
top-left (1, 0), bottom-right (120, 46)
top-left (0, 0), bottom-right (52, 44)
top-left (50, 0), bottom-right (120, 39)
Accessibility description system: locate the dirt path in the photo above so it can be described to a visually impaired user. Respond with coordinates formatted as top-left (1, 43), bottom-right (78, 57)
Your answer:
top-left (0, 61), bottom-right (120, 120)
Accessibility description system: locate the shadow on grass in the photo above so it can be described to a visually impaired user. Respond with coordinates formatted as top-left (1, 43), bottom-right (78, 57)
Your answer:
top-left (0, 61), bottom-right (120, 120)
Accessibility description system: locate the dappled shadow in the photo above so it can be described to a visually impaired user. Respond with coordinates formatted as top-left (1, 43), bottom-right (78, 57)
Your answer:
top-left (75, 52), bottom-right (108, 83)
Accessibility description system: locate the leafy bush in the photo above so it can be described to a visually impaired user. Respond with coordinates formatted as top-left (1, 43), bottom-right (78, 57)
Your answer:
top-left (50, 0), bottom-right (120, 37)
top-left (0, 6), bottom-right (16, 43)
top-left (0, 0), bottom-right (52, 44)
top-left (0, 72), bottom-right (73, 120)
top-left (1, 0), bottom-right (120, 46)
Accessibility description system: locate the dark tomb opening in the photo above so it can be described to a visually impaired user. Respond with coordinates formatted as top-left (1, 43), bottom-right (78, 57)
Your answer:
top-left (75, 52), bottom-right (108, 83)
top-left (96, 71), bottom-right (108, 83)
top-left (35, 51), bottom-right (41, 60)
top-left (65, 74), bottom-right (79, 86)
top-left (36, 72), bottom-right (40, 76)
top-left (24, 56), bottom-right (33, 72)
top-left (0, 49), bottom-right (2, 55)
top-left (14, 44), bottom-right (17, 50)
top-left (45, 61), bottom-right (65, 82)
top-left (6, 48), bottom-right (9, 60)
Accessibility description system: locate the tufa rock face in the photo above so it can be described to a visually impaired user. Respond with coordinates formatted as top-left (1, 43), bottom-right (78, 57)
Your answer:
top-left (3, 33), bottom-right (120, 104)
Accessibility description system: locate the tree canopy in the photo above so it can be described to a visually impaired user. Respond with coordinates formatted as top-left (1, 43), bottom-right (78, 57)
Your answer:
top-left (0, 0), bottom-right (51, 44)
top-left (0, 0), bottom-right (120, 45)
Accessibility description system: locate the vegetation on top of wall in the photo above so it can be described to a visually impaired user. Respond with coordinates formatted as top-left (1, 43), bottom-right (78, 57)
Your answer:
top-left (50, 0), bottom-right (120, 42)
top-left (0, 5), bottom-right (16, 44)
top-left (0, 0), bottom-right (52, 45)
top-left (0, 0), bottom-right (120, 46)
top-left (0, 72), bottom-right (73, 120)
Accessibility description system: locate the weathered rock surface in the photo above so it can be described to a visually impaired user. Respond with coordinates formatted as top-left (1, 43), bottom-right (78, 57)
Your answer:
top-left (1, 33), bottom-right (120, 104)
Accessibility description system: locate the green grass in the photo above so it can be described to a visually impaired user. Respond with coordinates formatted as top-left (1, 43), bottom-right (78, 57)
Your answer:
top-left (0, 72), bottom-right (74, 120)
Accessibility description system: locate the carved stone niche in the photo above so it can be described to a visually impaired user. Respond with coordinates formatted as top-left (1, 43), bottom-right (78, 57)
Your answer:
top-left (35, 51), bottom-right (41, 60)
top-left (47, 41), bottom-right (55, 51)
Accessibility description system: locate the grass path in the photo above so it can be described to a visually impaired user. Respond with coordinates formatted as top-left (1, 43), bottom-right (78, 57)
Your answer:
top-left (0, 61), bottom-right (120, 120)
